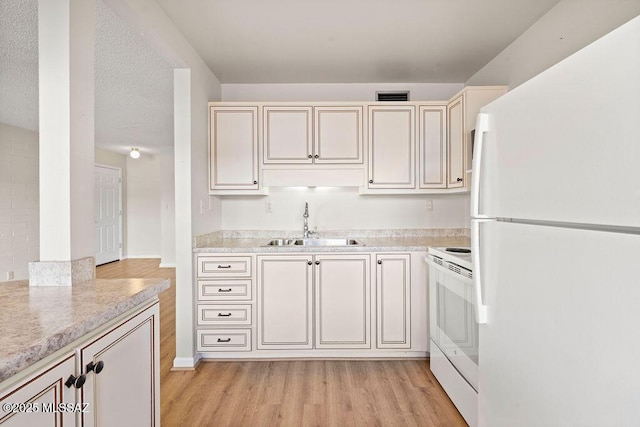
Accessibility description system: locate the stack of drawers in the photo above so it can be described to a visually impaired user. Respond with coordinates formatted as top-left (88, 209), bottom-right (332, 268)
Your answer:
top-left (195, 254), bottom-right (254, 352)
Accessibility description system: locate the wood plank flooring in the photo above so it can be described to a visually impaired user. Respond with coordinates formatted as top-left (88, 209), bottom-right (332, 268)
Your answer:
top-left (97, 258), bottom-right (466, 427)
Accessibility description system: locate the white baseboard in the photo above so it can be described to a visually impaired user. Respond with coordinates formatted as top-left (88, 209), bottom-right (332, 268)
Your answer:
top-left (172, 355), bottom-right (200, 370)
top-left (159, 262), bottom-right (177, 268)
top-left (127, 255), bottom-right (161, 259)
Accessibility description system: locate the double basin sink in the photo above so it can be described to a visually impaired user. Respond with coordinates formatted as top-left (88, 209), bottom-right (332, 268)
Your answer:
top-left (264, 238), bottom-right (363, 247)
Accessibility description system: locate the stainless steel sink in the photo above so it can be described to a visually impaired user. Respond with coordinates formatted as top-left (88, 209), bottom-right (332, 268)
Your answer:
top-left (293, 238), bottom-right (363, 246)
top-left (264, 238), bottom-right (295, 246)
top-left (262, 238), bottom-right (363, 247)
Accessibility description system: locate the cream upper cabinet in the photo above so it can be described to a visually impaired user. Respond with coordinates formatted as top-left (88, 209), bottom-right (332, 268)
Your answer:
top-left (367, 105), bottom-right (416, 189)
top-left (209, 105), bottom-right (260, 192)
top-left (447, 94), bottom-right (465, 188)
top-left (263, 106), bottom-right (313, 164)
top-left (419, 105), bottom-right (447, 189)
top-left (314, 106), bottom-right (363, 164)
top-left (314, 254), bottom-right (370, 349)
top-left (263, 105), bottom-right (363, 165)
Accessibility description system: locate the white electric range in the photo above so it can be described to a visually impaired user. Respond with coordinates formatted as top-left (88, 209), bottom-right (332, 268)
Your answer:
top-left (427, 246), bottom-right (478, 426)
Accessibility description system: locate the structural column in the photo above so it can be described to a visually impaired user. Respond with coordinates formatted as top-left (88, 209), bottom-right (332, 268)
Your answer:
top-left (29, 0), bottom-right (96, 286)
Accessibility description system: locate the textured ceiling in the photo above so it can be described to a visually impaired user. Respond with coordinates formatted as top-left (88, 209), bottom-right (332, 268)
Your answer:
top-left (156, 0), bottom-right (562, 84)
top-left (0, 0), bottom-right (174, 155)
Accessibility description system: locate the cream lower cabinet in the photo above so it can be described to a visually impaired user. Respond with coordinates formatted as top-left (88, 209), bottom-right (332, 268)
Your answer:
top-left (0, 354), bottom-right (76, 426)
top-left (79, 303), bottom-right (160, 427)
top-left (0, 301), bottom-right (160, 427)
top-left (376, 253), bottom-right (411, 349)
top-left (257, 254), bottom-right (370, 350)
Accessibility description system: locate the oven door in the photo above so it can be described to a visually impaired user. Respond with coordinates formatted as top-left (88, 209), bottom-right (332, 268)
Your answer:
top-left (429, 259), bottom-right (479, 391)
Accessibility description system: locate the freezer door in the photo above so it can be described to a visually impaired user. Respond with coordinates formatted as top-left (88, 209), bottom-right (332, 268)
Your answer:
top-left (477, 221), bottom-right (640, 426)
top-left (476, 16), bottom-right (640, 227)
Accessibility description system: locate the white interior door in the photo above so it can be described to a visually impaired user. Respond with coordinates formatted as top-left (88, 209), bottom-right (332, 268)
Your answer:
top-left (95, 165), bottom-right (121, 265)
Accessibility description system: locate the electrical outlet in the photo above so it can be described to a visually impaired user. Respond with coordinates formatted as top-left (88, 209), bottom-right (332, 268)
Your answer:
top-left (7, 271), bottom-right (14, 280)
top-left (265, 201), bottom-right (273, 213)
top-left (199, 199), bottom-right (204, 214)
top-left (425, 199), bottom-right (434, 212)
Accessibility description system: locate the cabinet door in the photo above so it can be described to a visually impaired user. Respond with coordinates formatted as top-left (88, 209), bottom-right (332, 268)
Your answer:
top-left (0, 354), bottom-right (76, 426)
top-left (447, 95), bottom-right (465, 188)
top-left (210, 106), bottom-right (259, 190)
top-left (314, 106), bottom-right (363, 164)
top-left (263, 107), bottom-right (313, 164)
top-left (257, 255), bottom-right (313, 349)
top-left (315, 254), bottom-right (370, 349)
top-left (80, 303), bottom-right (159, 427)
top-left (419, 105), bottom-right (447, 189)
top-left (376, 254), bottom-right (411, 349)
top-left (368, 106), bottom-right (416, 189)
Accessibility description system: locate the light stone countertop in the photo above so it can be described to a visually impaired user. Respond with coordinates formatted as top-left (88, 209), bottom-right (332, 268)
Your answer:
top-left (193, 229), bottom-right (471, 253)
top-left (0, 278), bottom-right (170, 383)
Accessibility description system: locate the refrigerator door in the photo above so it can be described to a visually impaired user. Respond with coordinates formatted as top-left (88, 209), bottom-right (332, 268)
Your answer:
top-left (478, 220), bottom-right (640, 426)
top-left (475, 16), bottom-right (640, 227)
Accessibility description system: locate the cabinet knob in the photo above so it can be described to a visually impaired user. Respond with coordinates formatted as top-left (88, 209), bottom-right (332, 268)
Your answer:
top-left (253, 180), bottom-right (258, 185)
top-left (65, 374), bottom-right (86, 389)
top-left (377, 260), bottom-right (382, 265)
top-left (315, 261), bottom-right (320, 265)
top-left (456, 177), bottom-right (463, 182)
top-left (86, 361), bottom-right (105, 375)
top-left (314, 154), bottom-right (319, 159)
top-left (307, 261), bottom-right (312, 265)
top-left (369, 179), bottom-right (373, 184)
top-left (308, 154), bottom-right (312, 159)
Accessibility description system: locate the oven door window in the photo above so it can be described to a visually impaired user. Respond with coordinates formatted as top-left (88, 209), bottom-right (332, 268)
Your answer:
top-left (431, 264), bottom-right (479, 391)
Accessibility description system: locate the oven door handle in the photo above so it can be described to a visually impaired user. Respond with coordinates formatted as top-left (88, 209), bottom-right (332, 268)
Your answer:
top-left (426, 257), bottom-right (476, 306)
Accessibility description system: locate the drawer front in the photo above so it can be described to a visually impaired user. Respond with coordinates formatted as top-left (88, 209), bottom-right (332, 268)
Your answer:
top-left (197, 329), bottom-right (252, 352)
top-left (197, 256), bottom-right (252, 278)
top-left (198, 280), bottom-right (252, 301)
top-left (197, 304), bottom-right (252, 326)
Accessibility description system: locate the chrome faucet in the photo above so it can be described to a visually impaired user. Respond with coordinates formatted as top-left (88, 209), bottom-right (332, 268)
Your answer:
top-left (303, 201), bottom-right (310, 238)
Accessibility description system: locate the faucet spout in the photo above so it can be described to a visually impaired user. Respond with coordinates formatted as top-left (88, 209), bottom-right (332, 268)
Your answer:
top-left (303, 202), bottom-right (310, 238)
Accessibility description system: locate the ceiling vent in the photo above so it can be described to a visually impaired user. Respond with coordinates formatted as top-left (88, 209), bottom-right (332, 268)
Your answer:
top-left (376, 91), bottom-right (410, 102)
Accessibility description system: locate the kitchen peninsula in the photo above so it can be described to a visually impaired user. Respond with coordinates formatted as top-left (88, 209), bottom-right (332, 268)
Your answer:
top-left (0, 277), bottom-right (169, 426)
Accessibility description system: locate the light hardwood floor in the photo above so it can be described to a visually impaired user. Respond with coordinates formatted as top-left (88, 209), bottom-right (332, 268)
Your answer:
top-left (97, 258), bottom-right (466, 427)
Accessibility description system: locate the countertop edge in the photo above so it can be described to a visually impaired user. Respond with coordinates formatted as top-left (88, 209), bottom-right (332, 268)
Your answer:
top-left (0, 278), bottom-right (170, 384)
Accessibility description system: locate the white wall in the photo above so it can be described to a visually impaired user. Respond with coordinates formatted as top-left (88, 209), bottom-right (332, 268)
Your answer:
top-left (466, 0), bottom-right (640, 89)
top-left (0, 123), bottom-right (39, 280)
top-left (126, 155), bottom-right (161, 257)
top-left (159, 147), bottom-right (175, 267)
top-left (221, 188), bottom-right (468, 231)
top-left (222, 83), bottom-right (463, 102)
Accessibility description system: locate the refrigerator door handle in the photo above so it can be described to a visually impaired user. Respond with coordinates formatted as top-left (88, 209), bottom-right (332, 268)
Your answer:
top-left (471, 219), bottom-right (490, 324)
top-left (471, 113), bottom-right (490, 219)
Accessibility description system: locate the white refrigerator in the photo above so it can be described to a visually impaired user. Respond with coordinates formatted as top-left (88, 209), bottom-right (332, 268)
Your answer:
top-left (471, 15), bottom-right (640, 427)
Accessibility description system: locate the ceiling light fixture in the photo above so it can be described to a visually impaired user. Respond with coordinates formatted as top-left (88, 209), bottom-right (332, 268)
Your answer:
top-left (130, 148), bottom-right (140, 159)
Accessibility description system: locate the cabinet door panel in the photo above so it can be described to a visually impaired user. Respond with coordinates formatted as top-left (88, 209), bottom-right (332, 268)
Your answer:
top-left (314, 106), bottom-right (363, 164)
top-left (263, 107), bottom-right (313, 164)
top-left (376, 254), bottom-right (411, 348)
top-left (368, 106), bottom-right (416, 189)
top-left (315, 255), bottom-right (370, 349)
top-left (0, 354), bottom-right (76, 427)
top-left (210, 107), bottom-right (259, 190)
top-left (258, 255), bottom-right (313, 349)
top-left (419, 105), bottom-right (447, 189)
top-left (80, 303), bottom-right (159, 427)
top-left (447, 95), bottom-right (465, 188)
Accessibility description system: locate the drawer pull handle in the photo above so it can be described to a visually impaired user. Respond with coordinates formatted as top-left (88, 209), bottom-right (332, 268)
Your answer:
top-left (217, 338), bottom-right (232, 343)
top-left (217, 313), bottom-right (232, 317)
top-left (217, 265), bottom-right (232, 269)
top-left (218, 288), bottom-right (233, 292)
